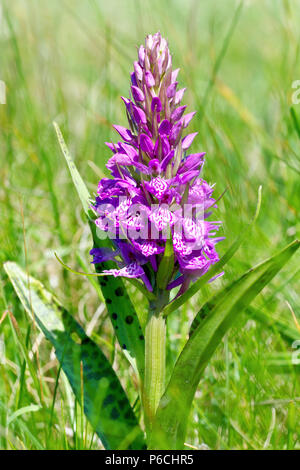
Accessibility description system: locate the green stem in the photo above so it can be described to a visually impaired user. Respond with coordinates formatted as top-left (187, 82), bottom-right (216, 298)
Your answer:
top-left (144, 305), bottom-right (167, 440)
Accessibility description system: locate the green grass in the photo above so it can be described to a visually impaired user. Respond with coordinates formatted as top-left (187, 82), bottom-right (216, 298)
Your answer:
top-left (0, 0), bottom-right (299, 450)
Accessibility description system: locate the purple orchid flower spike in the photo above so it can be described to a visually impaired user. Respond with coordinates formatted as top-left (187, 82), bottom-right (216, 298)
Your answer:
top-left (91, 32), bottom-right (224, 299)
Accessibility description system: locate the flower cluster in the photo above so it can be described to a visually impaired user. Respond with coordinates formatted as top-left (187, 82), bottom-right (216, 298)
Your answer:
top-left (91, 32), bottom-right (224, 294)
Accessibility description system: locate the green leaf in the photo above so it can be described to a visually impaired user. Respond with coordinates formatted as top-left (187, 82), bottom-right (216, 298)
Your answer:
top-left (53, 122), bottom-right (92, 217)
top-left (53, 122), bottom-right (145, 379)
top-left (4, 262), bottom-right (146, 450)
top-left (163, 186), bottom-right (262, 317)
top-left (150, 240), bottom-right (300, 449)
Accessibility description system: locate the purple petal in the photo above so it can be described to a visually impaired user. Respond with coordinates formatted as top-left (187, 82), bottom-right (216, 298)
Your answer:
top-left (131, 85), bottom-right (144, 102)
top-left (171, 69), bottom-right (180, 82)
top-left (113, 125), bottom-right (134, 142)
top-left (106, 153), bottom-right (132, 170)
top-left (176, 170), bottom-right (200, 184)
top-left (119, 142), bottom-right (138, 159)
top-left (149, 254), bottom-right (157, 272)
top-left (149, 206), bottom-right (177, 231)
top-left (140, 133), bottom-right (154, 155)
top-left (208, 271), bottom-right (224, 283)
top-left (159, 119), bottom-right (172, 135)
top-left (144, 177), bottom-right (169, 200)
top-left (105, 142), bottom-right (117, 153)
top-left (182, 218), bottom-right (206, 244)
top-left (122, 203), bottom-right (150, 230)
top-left (133, 105), bottom-right (147, 125)
top-left (181, 111), bottom-right (196, 128)
top-left (132, 161), bottom-right (151, 174)
top-left (102, 262), bottom-right (145, 279)
top-left (132, 239), bottom-right (164, 257)
top-left (167, 82), bottom-right (178, 98)
top-left (173, 232), bottom-right (193, 256)
top-left (178, 153), bottom-right (205, 173)
top-left (121, 96), bottom-right (131, 107)
top-left (161, 149), bottom-right (174, 171)
top-left (145, 70), bottom-right (155, 88)
top-left (97, 178), bottom-right (136, 199)
top-left (188, 179), bottom-right (214, 204)
top-left (138, 45), bottom-right (145, 65)
top-left (179, 255), bottom-right (210, 272)
top-left (182, 132), bottom-right (198, 150)
top-left (170, 122), bottom-right (183, 146)
top-left (141, 272), bottom-right (153, 292)
top-left (167, 275), bottom-right (184, 290)
top-left (131, 72), bottom-right (138, 87)
top-left (161, 136), bottom-right (170, 158)
top-left (90, 247), bottom-right (119, 264)
top-left (174, 88), bottom-right (186, 105)
top-left (134, 61), bottom-right (143, 81)
top-left (149, 159), bottom-right (161, 173)
top-left (171, 105), bottom-right (187, 123)
top-left (151, 97), bottom-right (162, 113)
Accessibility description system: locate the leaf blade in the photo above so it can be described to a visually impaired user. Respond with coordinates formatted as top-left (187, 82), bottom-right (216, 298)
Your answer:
top-left (4, 262), bottom-right (146, 450)
top-left (150, 240), bottom-right (300, 449)
top-left (53, 122), bottom-right (91, 217)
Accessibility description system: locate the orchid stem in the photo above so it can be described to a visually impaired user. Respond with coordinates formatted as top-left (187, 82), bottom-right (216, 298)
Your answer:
top-left (144, 292), bottom-right (168, 442)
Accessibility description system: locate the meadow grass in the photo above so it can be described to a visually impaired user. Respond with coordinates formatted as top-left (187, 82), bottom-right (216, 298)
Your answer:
top-left (0, 0), bottom-right (299, 450)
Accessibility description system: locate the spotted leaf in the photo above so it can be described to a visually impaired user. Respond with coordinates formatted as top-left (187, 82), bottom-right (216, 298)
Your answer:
top-left (4, 262), bottom-right (146, 450)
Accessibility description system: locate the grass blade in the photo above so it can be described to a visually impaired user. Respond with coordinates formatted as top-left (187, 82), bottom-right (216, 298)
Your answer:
top-left (247, 305), bottom-right (300, 344)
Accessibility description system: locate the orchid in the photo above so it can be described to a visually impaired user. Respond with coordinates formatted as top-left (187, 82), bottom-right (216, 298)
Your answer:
top-left (89, 32), bottom-right (227, 438)
top-left (91, 32), bottom-right (224, 301)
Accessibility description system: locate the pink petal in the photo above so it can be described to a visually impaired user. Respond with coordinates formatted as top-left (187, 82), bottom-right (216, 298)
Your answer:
top-left (182, 132), bottom-right (198, 150)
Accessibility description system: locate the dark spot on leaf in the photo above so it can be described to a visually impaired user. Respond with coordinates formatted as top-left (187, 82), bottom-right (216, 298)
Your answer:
top-left (81, 351), bottom-right (89, 360)
top-left (115, 287), bottom-right (124, 297)
top-left (124, 409), bottom-right (133, 420)
top-left (122, 344), bottom-right (127, 349)
top-left (81, 337), bottom-right (90, 345)
top-left (103, 394), bottom-right (114, 407)
top-left (103, 276), bottom-right (109, 282)
top-left (119, 397), bottom-right (128, 408)
top-left (139, 335), bottom-right (144, 341)
top-left (110, 407), bottom-right (120, 420)
top-left (112, 313), bottom-right (118, 320)
top-left (106, 298), bottom-right (112, 304)
top-left (125, 315), bottom-right (134, 324)
top-left (85, 371), bottom-right (103, 381)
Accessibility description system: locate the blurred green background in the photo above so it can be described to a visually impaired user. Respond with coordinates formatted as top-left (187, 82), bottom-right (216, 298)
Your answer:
top-left (0, 0), bottom-right (299, 449)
